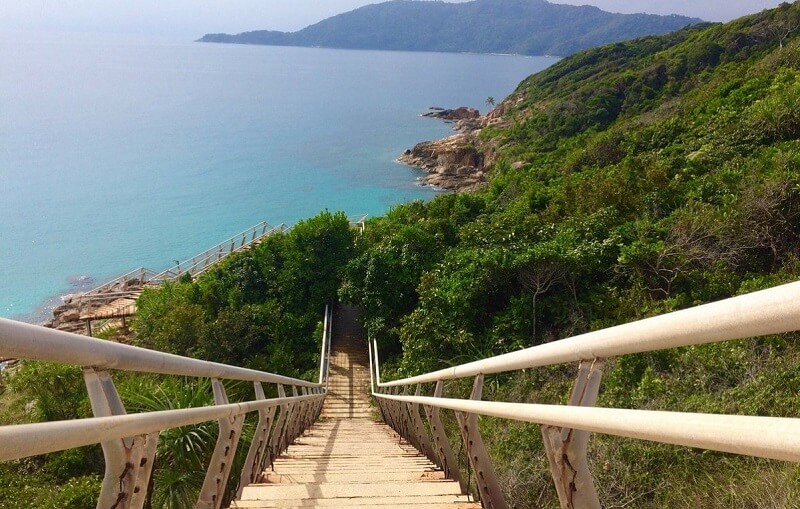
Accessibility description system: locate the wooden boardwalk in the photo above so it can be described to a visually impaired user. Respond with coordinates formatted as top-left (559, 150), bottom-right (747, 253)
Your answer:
top-left (231, 305), bottom-right (478, 509)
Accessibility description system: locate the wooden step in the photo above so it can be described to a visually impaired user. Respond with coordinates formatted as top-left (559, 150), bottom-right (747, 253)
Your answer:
top-left (229, 420), bottom-right (478, 509)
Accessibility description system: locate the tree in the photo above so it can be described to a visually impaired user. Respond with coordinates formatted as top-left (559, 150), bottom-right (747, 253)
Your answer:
top-left (486, 96), bottom-right (496, 110)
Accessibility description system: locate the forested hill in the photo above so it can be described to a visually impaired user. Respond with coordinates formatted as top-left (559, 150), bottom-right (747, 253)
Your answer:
top-left (4, 4), bottom-right (800, 508)
top-left (197, 0), bottom-right (700, 56)
top-left (341, 3), bottom-right (800, 506)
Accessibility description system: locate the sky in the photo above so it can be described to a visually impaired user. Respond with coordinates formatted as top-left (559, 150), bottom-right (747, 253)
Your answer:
top-left (0, 1), bottom-right (790, 40)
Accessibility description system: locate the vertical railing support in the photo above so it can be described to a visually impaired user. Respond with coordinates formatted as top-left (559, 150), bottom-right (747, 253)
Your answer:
top-left (237, 382), bottom-right (276, 497)
top-left (371, 340), bottom-right (391, 425)
top-left (276, 386), bottom-right (298, 456)
top-left (288, 386), bottom-right (302, 445)
top-left (400, 386), bottom-right (423, 451)
top-left (542, 359), bottom-right (604, 509)
top-left (424, 380), bottom-right (466, 493)
top-left (368, 339), bottom-right (375, 394)
top-left (268, 384), bottom-right (289, 468)
top-left (455, 374), bottom-right (507, 509)
top-left (383, 386), bottom-right (402, 439)
top-left (409, 384), bottom-right (437, 464)
top-left (319, 304), bottom-right (330, 385)
top-left (196, 379), bottom-right (245, 509)
top-left (312, 386), bottom-right (324, 421)
top-left (83, 368), bottom-right (158, 509)
top-left (300, 386), bottom-right (312, 431)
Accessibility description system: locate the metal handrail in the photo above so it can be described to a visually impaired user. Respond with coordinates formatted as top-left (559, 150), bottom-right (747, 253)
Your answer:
top-left (318, 304), bottom-right (334, 386)
top-left (148, 222), bottom-right (288, 285)
top-left (370, 281), bottom-right (800, 508)
top-left (347, 214), bottom-right (368, 233)
top-left (0, 318), bottom-right (320, 387)
top-left (83, 267), bottom-right (159, 297)
top-left (378, 281), bottom-right (800, 387)
top-left (0, 392), bottom-right (320, 462)
top-left (0, 315), bottom-right (326, 509)
top-left (375, 393), bottom-right (800, 463)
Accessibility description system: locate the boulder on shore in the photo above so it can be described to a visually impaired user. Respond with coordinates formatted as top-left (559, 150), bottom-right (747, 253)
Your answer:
top-left (422, 106), bottom-right (480, 122)
top-left (398, 133), bottom-right (486, 192)
top-left (399, 106), bottom-right (493, 192)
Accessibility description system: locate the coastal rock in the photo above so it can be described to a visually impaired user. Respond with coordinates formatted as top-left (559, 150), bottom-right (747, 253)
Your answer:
top-left (398, 133), bottom-right (487, 192)
top-left (399, 106), bottom-right (496, 192)
top-left (422, 106), bottom-right (480, 122)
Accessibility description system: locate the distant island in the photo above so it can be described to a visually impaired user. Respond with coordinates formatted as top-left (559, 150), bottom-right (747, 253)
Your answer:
top-left (197, 0), bottom-right (702, 57)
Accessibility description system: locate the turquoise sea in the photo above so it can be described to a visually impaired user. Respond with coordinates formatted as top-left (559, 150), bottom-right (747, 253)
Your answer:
top-left (0, 31), bottom-right (555, 322)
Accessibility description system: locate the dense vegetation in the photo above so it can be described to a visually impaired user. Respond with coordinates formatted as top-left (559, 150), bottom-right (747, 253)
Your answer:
top-left (198, 0), bottom-right (699, 57)
top-left (3, 4), bottom-right (800, 507)
top-left (0, 212), bottom-right (354, 508)
top-left (341, 3), bottom-right (800, 507)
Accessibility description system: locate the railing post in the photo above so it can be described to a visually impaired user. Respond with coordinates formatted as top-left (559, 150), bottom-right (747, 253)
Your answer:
top-left (300, 386), bottom-right (312, 431)
top-left (456, 374), bottom-right (507, 509)
top-left (395, 386), bottom-right (413, 444)
top-left (196, 379), bottom-right (245, 509)
top-left (83, 368), bottom-right (158, 509)
top-left (402, 387), bottom-right (415, 445)
top-left (367, 340), bottom-right (375, 394)
top-left (371, 340), bottom-right (392, 425)
top-left (237, 382), bottom-right (276, 497)
top-left (289, 386), bottom-right (302, 444)
top-left (424, 380), bottom-right (466, 493)
top-left (319, 305), bottom-right (329, 385)
top-left (276, 386), bottom-right (298, 456)
top-left (383, 386), bottom-right (401, 438)
top-left (542, 359), bottom-right (604, 509)
top-left (311, 387), bottom-right (323, 421)
top-left (267, 384), bottom-right (289, 468)
top-left (409, 384), bottom-right (437, 463)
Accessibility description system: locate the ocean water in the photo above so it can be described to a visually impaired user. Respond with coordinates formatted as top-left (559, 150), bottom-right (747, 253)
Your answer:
top-left (0, 32), bottom-right (555, 322)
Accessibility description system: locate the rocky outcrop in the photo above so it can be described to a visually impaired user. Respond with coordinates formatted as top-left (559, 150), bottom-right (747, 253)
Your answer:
top-left (399, 133), bottom-right (487, 191)
top-left (399, 106), bottom-right (494, 192)
top-left (422, 106), bottom-right (480, 122)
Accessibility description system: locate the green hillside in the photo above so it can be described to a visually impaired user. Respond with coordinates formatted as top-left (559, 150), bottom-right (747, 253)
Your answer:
top-left (3, 3), bottom-right (800, 508)
top-left (198, 0), bottom-right (700, 56)
top-left (341, 3), bottom-right (800, 506)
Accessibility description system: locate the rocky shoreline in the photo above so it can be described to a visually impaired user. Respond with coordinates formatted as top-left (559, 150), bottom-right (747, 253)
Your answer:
top-left (398, 106), bottom-right (502, 192)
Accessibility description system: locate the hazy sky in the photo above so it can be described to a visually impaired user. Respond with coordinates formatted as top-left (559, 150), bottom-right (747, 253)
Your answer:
top-left (0, 1), bottom-right (790, 40)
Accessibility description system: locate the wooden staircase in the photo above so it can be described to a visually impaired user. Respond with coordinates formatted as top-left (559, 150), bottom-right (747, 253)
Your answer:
top-left (231, 305), bottom-right (478, 508)
top-left (321, 306), bottom-right (372, 420)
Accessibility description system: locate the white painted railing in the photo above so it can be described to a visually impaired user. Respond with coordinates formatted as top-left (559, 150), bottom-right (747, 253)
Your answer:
top-left (81, 221), bottom-right (288, 303)
top-left (148, 222), bottom-right (288, 284)
top-left (0, 316), bottom-right (327, 509)
top-left (318, 303), bottom-right (334, 387)
top-left (81, 216), bottom-right (365, 304)
top-left (82, 267), bottom-right (159, 299)
top-left (370, 281), bottom-right (800, 509)
top-left (347, 214), bottom-right (368, 233)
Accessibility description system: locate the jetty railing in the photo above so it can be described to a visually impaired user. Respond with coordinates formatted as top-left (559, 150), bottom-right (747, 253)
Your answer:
top-left (148, 222), bottom-right (288, 285)
top-left (82, 267), bottom-right (160, 299)
top-left (370, 281), bottom-right (800, 509)
top-left (81, 222), bottom-right (289, 303)
top-left (0, 316), bottom-right (329, 509)
top-left (81, 217), bottom-right (364, 306)
top-left (347, 214), bottom-right (368, 233)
